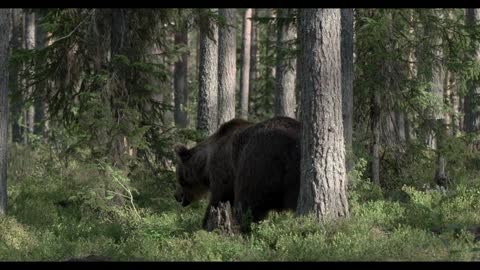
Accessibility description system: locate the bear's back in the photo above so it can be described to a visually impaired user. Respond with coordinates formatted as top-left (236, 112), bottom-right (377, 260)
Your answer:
top-left (231, 116), bottom-right (301, 166)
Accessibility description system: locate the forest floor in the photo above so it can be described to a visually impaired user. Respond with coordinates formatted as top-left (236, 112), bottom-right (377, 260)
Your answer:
top-left (1, 143), bottom-right (480, 261)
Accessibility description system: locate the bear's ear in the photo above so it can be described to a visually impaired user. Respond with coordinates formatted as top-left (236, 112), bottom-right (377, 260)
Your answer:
top-left (174, 144), bottom-right (191, 162)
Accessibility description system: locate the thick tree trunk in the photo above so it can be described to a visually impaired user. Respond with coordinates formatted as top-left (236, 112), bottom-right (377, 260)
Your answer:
top-left (341, 8), bottom-right (354, 173)
top-left (465, 9), bottom-right (480, 134)
top-left (239, 9), bottom-right (252, 120)
top-left (0, 8), bottom-right (12, 215)
top-left (218, 9), bottom-right (237, 125)
top-left (24, 11), bottom-right (35, 136)
top-left (296, 9), bottom-right (349, 221)
top-left (173, 18), bottom-right (189, 128)
top-left (274, 9), bottom-right (297, 118)
top-left (197, 9), bottom-right (219, 134)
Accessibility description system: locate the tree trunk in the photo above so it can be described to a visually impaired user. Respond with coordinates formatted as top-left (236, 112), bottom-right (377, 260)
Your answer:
top-left (24, 11), bottom-right (35, 136)
top-left (239, 9), bottom-right (252, 120)
top-left (464, 9), bottom-right (480, 134)
top-left (34, 11), bottom-right (47, 137)
top-left (341, 8), bottom-right (354, 173)
top-left (431, 11), bottom-right (447, 185)
top-left (295, 12), bottom-right (303, 120)
top-left (110, 8), bottom-right (130, 169)
top-left (173, 17), bottom-right (189, 128)
top-left (274, 9), bottom-right (297, 118)
top-left (0, 8), bottom-right (12, 215)
top-left (371, 90), bottom-right (381, 186)
top-left (197, 9), bottom-right (219, 135)
top-left (296, 8), bottom-right (349, 221)
top-left (395, 111), bottom-right (406, 143)
top-left (10, 9), bottom-right (23, 143)
top-left (218, 9), bottom-right (237, 125)
top-left (249, 9), bottom-right (258, 115)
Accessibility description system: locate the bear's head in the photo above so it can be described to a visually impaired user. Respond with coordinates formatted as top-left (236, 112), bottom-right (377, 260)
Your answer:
top-left (173, 144), bottom-right (210, 207)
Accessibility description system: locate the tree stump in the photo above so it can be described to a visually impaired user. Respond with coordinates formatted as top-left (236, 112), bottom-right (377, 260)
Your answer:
top-left (205, 201), bottom-right (239, 235)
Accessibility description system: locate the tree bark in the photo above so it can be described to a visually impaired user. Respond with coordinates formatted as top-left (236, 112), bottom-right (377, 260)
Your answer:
top-left (0, 8), bottom-right (12, 215)
top-left (371, 90), bottom-right (381, 186)
top-left (296, 8), bottom-right (349, 221)
top-left (110, 8), bottom-right (129, 167)
top-left (249, 9), bottom-right (258, 115)
top-left (218, 9), bottom-right (237, 125)
top-left (197, 9), bottom-right (219, 135)
top-left (10, 9), bottom-right (23, 143)
top-left (239, 9), bottom-right (252, 120)
top-left (173, 17), bottom-right (189, 128)
top-left (205, 201), bottom-right (239, 235)
top-left (274, 9), bottom-right (297, 118)
top-left (34, 10), bottom-right (47, 137)
top-left (431, 11), bottom-right (447, 185)
top-left (24, 11), bottom-right (35, 136)
top-left (464, 9), bottom-right (480, 134)
top-left (341, 8), bottom-right (354, 173)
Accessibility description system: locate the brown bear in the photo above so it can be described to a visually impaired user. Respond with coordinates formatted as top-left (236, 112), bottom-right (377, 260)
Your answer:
top-left (174, 116), bottom-right (301, 232)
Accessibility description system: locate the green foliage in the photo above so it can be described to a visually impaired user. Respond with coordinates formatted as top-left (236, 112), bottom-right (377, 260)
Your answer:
top-left (3, 142), bottom-right (480, 261)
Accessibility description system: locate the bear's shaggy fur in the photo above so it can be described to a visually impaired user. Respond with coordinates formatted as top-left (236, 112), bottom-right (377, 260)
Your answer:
top-left (174, 116), bottom-right (301, 231)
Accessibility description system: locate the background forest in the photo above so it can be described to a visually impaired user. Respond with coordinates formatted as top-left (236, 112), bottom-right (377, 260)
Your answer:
top-left (0, 8), bottom-right (480, 261)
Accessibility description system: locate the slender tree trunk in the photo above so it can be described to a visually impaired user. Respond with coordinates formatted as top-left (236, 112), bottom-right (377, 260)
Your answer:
top-left (24, 11), bottom-right (35, 136)
top-left (197, 9), bottom-right (219, 134)
top-left (249, 9), bottom-right (258, 115)
top-left (341, 8), bottom-right (354, 173)
top-left (34, 11), bottom-right (46, 136)
top-left (0, 8), bottom-right (12, 215)
top-left (110, 8), bottom-right (129, 167)
top-left (10, 9), bottom-right (23, 143)
top-left (405, 10), bottom-right (416, 143)
top-left (218, 9), bottom-right (237, 125)
top-left (296, 8), bottom-right (349, 221)
top-left (465, 9), bottom-right (480, 134)
top-left (173, 17), bottom-right (189, 128)
top-left (295, 12), bottom-right (303, 120)
top-left (264, 8), bottom-right (276, 97)
top-left (431, 11), bottom-right (447, 185)
top-left (239, 9), bottom-right (252, 120)
top-left (395, 111), bottom-right (406, 143)
top-left (274, 9), bottom-right (297, 118)
top-left (450, 73), bottom-right (460, 136)
top-left (371, 90), bottom-right (381, 186)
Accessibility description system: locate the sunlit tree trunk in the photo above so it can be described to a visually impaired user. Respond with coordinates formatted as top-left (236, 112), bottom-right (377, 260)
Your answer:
top-left (274, 8), bottom-right (297, 118)
top-left (197, 9), bottom-right (219, 134)
top-left (218, 9), bottom-right (237, 125)
top-left (24, 11), bottom-right (35, 139)
top-left (239, 8), bottom-right (252, 120)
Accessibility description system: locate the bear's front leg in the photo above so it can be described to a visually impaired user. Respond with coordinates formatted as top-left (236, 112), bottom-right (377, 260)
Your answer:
top-left (202, 202), bottom-right (212, 230)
